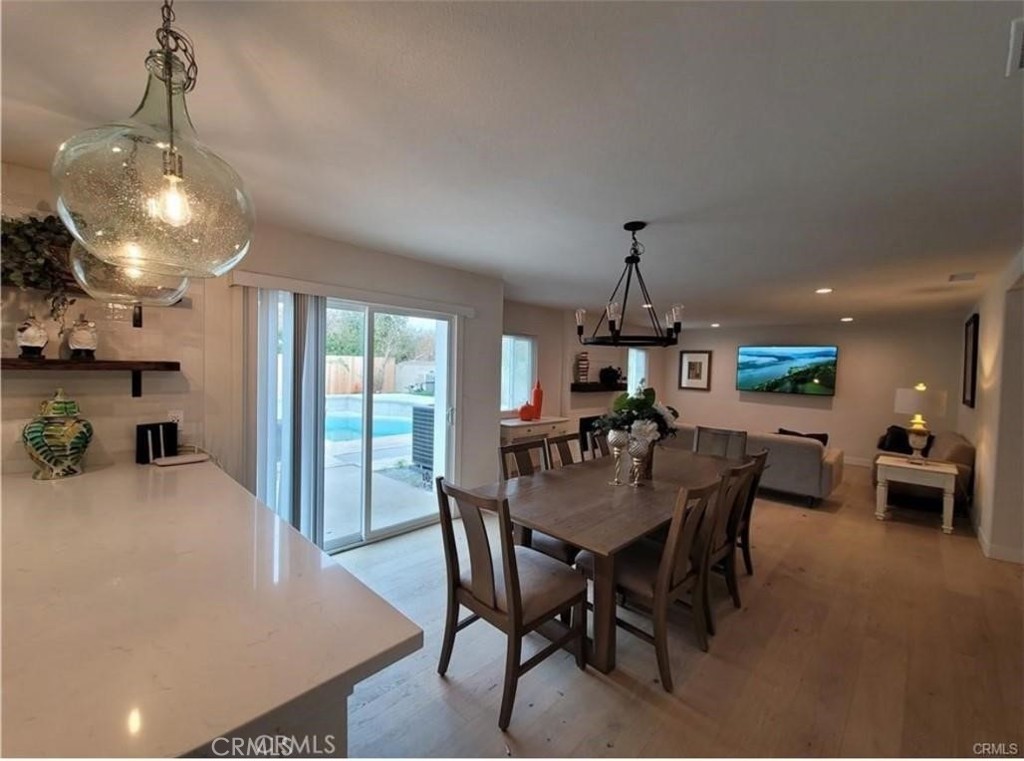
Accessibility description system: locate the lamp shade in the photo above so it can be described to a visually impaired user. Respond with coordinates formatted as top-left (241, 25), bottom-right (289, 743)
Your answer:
top-left (894, 387), bottom-right (948, 418)
top-left (68, 241), bottom-right (189, 306)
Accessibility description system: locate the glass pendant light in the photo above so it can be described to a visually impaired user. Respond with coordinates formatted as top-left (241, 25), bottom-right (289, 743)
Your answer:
top-left (51, 0), bottom-right (254, 278)
top-left (68, 242), bottom-right (189, 306)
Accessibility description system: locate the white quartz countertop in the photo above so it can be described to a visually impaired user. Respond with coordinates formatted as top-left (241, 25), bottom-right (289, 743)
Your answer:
top-left (1, 462), bottom-right (422, 757)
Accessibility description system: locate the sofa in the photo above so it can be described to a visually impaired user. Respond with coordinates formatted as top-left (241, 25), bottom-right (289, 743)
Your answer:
top-left (871, 430), bottom-right (975, 505)
top-left (665, 424), bottom-right (844, 503)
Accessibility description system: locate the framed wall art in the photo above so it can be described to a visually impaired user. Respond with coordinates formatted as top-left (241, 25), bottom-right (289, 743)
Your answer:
top-left (678, 350), bottom-right (712, 391)
top-left (962, 313), bottom-right (979, 408)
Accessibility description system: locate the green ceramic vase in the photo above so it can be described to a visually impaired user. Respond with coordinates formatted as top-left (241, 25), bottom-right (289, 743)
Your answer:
top-left (22, 388), bottom-right (94, 480)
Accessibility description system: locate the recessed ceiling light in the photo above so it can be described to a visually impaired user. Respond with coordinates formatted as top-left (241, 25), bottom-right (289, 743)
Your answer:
top-left (815, 288), bottom-right (833, 294)
top-left (642, 303), bottom-right (653, 309)
top-left (710, 323), bottom-right (721, 328)
top-left (840, 317), bottom-right (854, 322)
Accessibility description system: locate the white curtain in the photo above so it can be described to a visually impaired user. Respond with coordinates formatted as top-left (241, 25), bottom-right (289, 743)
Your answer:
top-left (254, 288), bottom-right (325, 544)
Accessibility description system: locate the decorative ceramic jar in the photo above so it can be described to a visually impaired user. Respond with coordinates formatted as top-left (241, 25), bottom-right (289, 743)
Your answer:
top-left (22, 388), bottom-right (94, 480)
top-left (598, 366), bottom-right (622, 387)
top-left (517, 402), bottom-right (537, 421)
top-left (16, 314), bottom-right (48, 359)
top-left (67, 313), bottom-right (98, 360)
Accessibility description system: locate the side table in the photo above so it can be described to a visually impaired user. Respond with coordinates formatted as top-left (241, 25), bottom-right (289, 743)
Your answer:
top-left (875, 454), bottom-right (959, 534)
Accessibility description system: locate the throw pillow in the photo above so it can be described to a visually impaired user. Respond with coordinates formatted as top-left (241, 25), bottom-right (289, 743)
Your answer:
top-left (777, 428), bottom-right (829, 447)
top-left (878, 425), bottom-right (912, 454)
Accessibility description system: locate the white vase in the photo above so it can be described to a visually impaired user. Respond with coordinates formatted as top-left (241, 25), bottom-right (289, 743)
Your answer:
top-left (67, 313), bottom-right (98, 360)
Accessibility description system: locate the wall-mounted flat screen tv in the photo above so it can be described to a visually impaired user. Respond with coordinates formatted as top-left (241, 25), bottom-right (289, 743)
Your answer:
top-left (736, 345), bottom-right (838, 396)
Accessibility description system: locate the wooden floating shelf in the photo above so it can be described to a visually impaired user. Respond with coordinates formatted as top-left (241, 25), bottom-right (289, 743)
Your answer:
top-left (1, 358), bottom-right (181, 398)
top-left (570, 382), bottom-right (628, 393)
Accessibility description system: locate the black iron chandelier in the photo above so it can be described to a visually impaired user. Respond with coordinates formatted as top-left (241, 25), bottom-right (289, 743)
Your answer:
top-left (576, 221), bottom-right (682, 347)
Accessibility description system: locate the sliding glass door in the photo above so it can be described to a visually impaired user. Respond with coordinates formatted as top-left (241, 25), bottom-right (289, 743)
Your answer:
top-left (322, 303), bottom-right (367, 548)
top-left (369, 312), bottom-right (449, 534)
top-left (322, 302), bottom-right (452, 552)
top-left (256, 290), bottom-right (453, 553)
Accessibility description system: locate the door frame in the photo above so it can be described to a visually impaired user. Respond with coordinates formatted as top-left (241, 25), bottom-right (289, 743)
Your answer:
top-left (323, 301), bottom-right (456, 553)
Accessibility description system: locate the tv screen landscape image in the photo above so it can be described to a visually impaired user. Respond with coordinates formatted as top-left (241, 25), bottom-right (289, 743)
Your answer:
top-left (736, 345), bottom-right (838, 396)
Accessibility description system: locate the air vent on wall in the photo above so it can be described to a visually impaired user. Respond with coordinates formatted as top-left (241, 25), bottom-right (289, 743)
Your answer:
top-left (1006, 17), bottom-right (1024, 76)
top-left (949, 272), bottom-right (977, 283)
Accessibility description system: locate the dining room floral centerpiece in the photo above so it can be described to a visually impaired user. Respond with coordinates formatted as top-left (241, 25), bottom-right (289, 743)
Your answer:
top-left (593, 387), bottom-right (678, 486)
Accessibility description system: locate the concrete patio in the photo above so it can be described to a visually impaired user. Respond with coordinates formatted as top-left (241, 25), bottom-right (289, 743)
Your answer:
top-left (324, 433), bottom-right (437, 545)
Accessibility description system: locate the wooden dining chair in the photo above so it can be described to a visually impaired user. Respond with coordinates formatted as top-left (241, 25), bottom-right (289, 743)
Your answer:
top-left (546, 432), bottom-right (583, 469)
top-left (575, 480), bottom-right (721, 691)
top-left (499, 439), bottom-right (550, 480)
top-left (587, 430), bottom-right (611, 459)
top-left (499, 439), bottom-right (578, 564)
top-left (736, 449), bottom-right (769, 576)
top-left (694, 426), bottom-right (748, 460)
top-left (435, 477), bottom-right (587, 730)
top-left (703, 458), bottom-right (760, 631)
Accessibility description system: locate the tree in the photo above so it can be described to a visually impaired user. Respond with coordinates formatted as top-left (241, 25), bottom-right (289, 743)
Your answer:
top-left (324, 311), bottom-right (432, 392)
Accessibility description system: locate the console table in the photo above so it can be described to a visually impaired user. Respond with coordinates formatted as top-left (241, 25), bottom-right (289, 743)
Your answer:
top-left (875, 454), bottom-right (958, 534)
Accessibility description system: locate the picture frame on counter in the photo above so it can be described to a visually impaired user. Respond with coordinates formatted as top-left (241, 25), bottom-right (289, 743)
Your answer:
top-left (678, 350), bottom-right (712, 391)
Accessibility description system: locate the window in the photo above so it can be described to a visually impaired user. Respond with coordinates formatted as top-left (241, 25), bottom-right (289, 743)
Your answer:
top-left (628, 348), bottom-right (649, 392)
top-left (500, 335), bottom-right (536, 411)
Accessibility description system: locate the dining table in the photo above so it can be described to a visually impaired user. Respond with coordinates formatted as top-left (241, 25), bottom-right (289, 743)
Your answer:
top-left (468, 446), bottom-right (739, 674)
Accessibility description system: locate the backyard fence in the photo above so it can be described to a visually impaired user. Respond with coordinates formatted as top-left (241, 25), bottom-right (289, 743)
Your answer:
top-left (326, 356), bottom-right (396, 395)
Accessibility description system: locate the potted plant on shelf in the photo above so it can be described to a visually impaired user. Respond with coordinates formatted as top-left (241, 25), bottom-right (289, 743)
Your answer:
top-left (1, 214), bottom-right (77, 336)
top-left (593, 387), bottom-right (678, 486)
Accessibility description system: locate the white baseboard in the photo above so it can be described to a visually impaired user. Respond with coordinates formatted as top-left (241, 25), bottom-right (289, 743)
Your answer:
top-left (845, 456), bottom-right (872, 468)
top-left (970, 508), bottom-right (1024, 563)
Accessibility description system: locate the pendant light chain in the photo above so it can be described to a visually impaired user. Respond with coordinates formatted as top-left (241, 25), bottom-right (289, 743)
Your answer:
top-left (155, 0), bottom-right (198, 92)
top-left (152, 0), bottom-right (198, 179)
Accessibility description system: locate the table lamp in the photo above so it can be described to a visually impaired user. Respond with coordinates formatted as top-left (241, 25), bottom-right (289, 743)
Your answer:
top-left (893, 383), bottom-right (948, 462)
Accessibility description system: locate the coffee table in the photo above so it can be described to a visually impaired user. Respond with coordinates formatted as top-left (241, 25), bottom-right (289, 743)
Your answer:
top-left (875, 454), bottom-right (958, 534)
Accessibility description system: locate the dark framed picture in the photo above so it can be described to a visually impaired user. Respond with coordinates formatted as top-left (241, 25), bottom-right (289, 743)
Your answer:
top-left (678, 350), bottom-right (712, 391)
top-left (962, 313), bottom-right (979, 408)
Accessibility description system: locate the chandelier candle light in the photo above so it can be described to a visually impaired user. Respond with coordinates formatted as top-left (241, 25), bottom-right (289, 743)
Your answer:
top-left (576, 222), bottom-right (683, 348)
top-left (52, 0), bottom-right (254, 279)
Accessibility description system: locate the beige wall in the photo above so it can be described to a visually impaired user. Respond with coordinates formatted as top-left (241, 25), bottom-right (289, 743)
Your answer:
top-left (655, 319), bottom-right (963, 465)
top-left (2, 162), bottom-right (505, 491)
top-left (957, 251), bottom-right (1024, 562)
top-left (501, 301), bottom-right (565, 416)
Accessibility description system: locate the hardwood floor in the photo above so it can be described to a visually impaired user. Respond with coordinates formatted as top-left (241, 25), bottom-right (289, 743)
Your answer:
top-left (336, 465), bottom-right (1023, 757)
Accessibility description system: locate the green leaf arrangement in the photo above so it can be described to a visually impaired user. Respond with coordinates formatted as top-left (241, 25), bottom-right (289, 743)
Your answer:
top-left (593, 387), bottom-right (679, 441)
top-left (1, 214), bottom-right (78, 332)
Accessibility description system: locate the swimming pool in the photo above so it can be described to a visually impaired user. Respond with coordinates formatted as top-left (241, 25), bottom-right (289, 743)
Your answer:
top-left (325, 411), bottom-right (413, 442)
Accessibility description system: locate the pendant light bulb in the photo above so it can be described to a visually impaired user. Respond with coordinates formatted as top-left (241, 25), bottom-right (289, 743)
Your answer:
top-left (150, 175), bottom-right (192, 227)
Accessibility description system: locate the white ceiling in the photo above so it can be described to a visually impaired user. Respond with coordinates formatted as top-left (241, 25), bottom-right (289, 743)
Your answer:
top-left (3, 1), bottom-right (1021, 326)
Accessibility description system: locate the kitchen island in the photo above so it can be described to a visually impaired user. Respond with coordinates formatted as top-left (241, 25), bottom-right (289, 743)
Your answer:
top-left (1, 461), bottom-right (422, 757)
